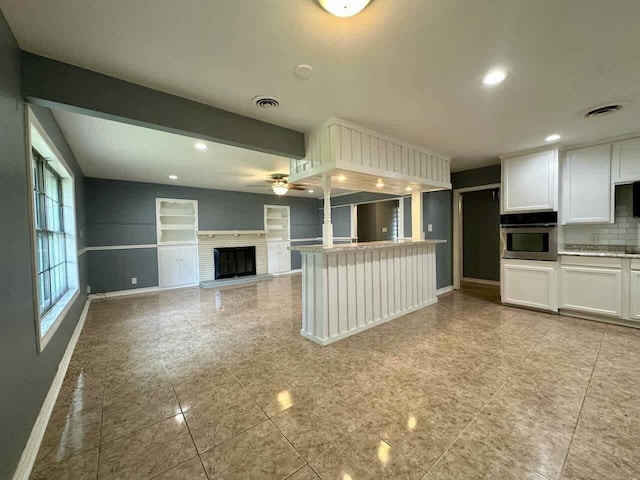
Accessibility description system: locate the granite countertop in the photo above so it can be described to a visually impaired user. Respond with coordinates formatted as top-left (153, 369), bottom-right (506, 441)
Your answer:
top-left (559, 244), bottom-right (640, 259)
top-left (289, 239), bottom-right (446, 254)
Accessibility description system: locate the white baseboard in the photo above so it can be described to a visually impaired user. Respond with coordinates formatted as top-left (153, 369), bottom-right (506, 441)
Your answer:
top-left (462, 277), bottom-right (500, 286)
top-left (11, 299), bottom-right (90, 480)
top-left (436, 285), bottom-right (454, 296)
top-left (88, 283), bottom-right (198, 301)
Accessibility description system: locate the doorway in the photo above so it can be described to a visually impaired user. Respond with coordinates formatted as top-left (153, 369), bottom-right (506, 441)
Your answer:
top-left (356, 200), bottom-right (400, 242)
top-left (453, 183), bottom-right (501, 289)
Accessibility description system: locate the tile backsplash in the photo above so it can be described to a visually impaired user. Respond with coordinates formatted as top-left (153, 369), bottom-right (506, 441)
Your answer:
top-left (562, 185), bottom-right (640, 248)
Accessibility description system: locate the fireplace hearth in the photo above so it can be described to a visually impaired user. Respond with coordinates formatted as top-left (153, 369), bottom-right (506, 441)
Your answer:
top-left (214, 246), bottom-right (256, 280)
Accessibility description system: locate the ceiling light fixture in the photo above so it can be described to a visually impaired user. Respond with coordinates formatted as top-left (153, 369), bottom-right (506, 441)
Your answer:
top-left (294, 64), bottom-right (314, 79)
top-left (272, 181), bottom-right (289, 196)
top-left (308, 189), bottom-right (314, 193)
top-left (405, 185), bottom-right (412, 192)
top-left (337, 174), bottom-right (346, 182)
top-left (318, 0), bottom-right (371, 17)
top-left (168, 175), bottom-right (178, 180)
top-left (195, 142), bottom-right (208, 151)
top-left (376, 179), bottom-right (384, 188)
top-left (545, 134), bottom-right (561, 142)
top-left (482, 68), bottom-right (507, 86)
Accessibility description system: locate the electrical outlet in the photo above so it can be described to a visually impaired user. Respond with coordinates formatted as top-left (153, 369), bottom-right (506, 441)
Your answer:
top-left (131, 277), bottom-right (137, 285)
top-left (382, 227), bottom-right (388, 233)
top-left (428, 224), bottom-right (433, 232)
top-left (87, 285), bottom-right (91, 294)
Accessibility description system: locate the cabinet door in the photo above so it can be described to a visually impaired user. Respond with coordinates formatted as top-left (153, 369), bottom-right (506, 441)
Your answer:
top-left (612, 137), bottom-right (640, 183)
top-left (501, 260), bottom-right (558, 312)
top-left (278, 242), bottom-right (291, 273)
top-left (158, 246), bottom-right (181, 287)
top-left (502, 150), bottom-right (557, 213)
top-left (560, 266), bottom-right (622, 317)
top-left (630, 271), bottom-right (640, 321)
top-left (179, 246), bottom-right (199, 285)
top-left (267, 242), bottom-right (280, 274)
top-left (562, 144), bottom-right (612, 224)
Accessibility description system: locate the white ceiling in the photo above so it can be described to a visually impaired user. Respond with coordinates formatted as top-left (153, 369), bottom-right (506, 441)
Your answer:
top-left (4, 0), bottom-right (640, 172)
top-left (52, 110), bottom-right (329, 197)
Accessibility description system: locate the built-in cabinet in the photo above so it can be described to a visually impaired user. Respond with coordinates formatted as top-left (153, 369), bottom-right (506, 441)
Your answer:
top-left (501, 259), bottom-right (558, 312)
top-left (629, 268), bottom-right (640, 320)
top-left (157, 198), bottom-right (199, 287)
top-left (559, 256), bottom-right (622, 317)
top-left (265, 205), bottom-right (291, 274)
top-left (158, 245), bottom-right (199, 287)
top-left (561, 144), bottom-right (613, 224)
top-left (501, 149), bottom-right (558, 214)
top-left (612, 137), bottom-right (640, 184)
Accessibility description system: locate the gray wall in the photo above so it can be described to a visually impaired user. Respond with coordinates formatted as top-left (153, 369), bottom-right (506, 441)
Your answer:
top-left (462, 189), bottom-right (500, 281)
top-left (0, 13), bottom-right (87, 478)
top-left (452, 164), bottom-right (500, 189)
top-left (357, 201), bottom-right (399, 242)
top-left (85, 177), bottom-right (322, 292)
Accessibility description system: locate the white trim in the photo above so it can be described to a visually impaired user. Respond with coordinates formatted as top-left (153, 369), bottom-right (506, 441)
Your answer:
top-left (85, 244), bottom-right (157, 251)
top-left (39, 289), bottom-right (80, 350)
top-left (77, 247), bottom-right (88, 256)
top-left (88, 283), bottom-right (198, 300)
top-left (437, 285), bottom-right (454, 296)
top-left (301, 299), bottom-right (438, 346)
top-left (462, 277), bottom-right (500, 286)
top-left (452, 183), bottom-right (501, 290)
top-left (290, 237), bottom-right (355, 243)
top-left (197, 230), bottom-right (267, 236)
top-left (272, 269), bottom-right (302, 276)
top-left (320, 195), bottom-right (411, 209)
top-left (11, 299), bottom-right (90, 480)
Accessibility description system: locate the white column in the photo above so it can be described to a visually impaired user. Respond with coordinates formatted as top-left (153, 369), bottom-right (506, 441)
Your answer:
top-left (411, 190), bottom-right (424, 241)
top-left (322, 175), bottom-right (333, 248)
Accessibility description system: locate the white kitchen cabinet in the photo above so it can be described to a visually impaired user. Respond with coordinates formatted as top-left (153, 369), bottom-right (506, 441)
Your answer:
top-left (501, 259), bottom-right (558, 312)
top-left (561, 144), bottom-right (612, 224)
top-left (158, 245), bottom-right (199, 287)
top-left (501, 149), bottom-right (558, 214)
top-left (612, 137), bottom-right (640, 184)
top-left (267, 241), bottom-right (291, 274)
top-left (560, 257), bottom-right (622, 317)
top-left (631, 268), bottom-right (640, 321)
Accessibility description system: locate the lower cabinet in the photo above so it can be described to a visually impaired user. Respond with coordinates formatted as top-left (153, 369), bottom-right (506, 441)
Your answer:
top-left (501, 259), bottom-right (558, 312)
top-left (158, 245), bottom-right (199, 288)
top-left (631, 270), bottom-right (640, 320)
top-left (559, 257), bottom-right (622, 317)
top-left (267, 241), bottom-right (291, 274)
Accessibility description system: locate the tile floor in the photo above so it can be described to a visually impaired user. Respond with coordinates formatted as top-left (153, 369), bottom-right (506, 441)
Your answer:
top-left (30, 277), bottom-right (640, 479)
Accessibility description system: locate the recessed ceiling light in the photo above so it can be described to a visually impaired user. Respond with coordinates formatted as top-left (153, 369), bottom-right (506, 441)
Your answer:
top-left (337, 174), bottom-right (346, 182)
top-left (308, 189), bottom-right (314, 193)
top-left (294, 64), bottom-right (314, 79)
top-left (376, 179), bottom-right (384, 188)
top-left (195, 142), bottom-right (208, 151)
top-left (169, 175), bottom-right (178, 180)
top-left (483, 68), bottom-right (507, 86)
top-left (405, 185), bottom-right (412, 192)
top-left (318, 0), bottom-right (371, 17)
top-left (545, 134), bottom-right (561, 142)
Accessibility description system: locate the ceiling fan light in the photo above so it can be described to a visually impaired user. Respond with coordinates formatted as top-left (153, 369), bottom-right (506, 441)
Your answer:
top-left (272, 181), bottom-right (289, 195)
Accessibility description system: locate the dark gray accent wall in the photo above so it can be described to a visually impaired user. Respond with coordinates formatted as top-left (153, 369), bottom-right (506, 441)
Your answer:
top-left (319, 205), bottom-right (352, 238)
top-left (0, 13), bottom-right (87, 478)
top-left (452, 164), bottom-right (501, 189)
top-left (20, 52), bottom-right (305, 159)
top-left (85, 177), bottom-right (321, 291)
top-left (424, 190), bottom-right (453, 289)
top-left (462, 189), bottom-right (500, 281)
top-left (357, 201), bottom-right (399, 242)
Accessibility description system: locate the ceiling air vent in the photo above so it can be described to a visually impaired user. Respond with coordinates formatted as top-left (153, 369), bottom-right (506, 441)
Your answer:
top-left (583, 102), bottom-right (627, 118)
top-left (252, 95), bottom-right (280, 110)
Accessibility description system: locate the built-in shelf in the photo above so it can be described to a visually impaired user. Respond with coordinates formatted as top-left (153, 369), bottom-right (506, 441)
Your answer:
top-left (264, 205), bottom-right (291, 242)
top-left (157, 198), bottom-right (198, 245)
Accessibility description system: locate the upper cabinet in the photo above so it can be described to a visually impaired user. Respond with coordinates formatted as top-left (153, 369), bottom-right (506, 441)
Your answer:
top-left (561, 144), bottom-right (612, 224)
top-left (612, 137), bottom-right (640, 184)
top-left (501, 149), bottom-right (558, 213)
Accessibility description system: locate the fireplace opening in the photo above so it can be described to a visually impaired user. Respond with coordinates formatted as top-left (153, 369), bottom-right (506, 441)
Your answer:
top-left (214, 246), bottom-right (256, 280)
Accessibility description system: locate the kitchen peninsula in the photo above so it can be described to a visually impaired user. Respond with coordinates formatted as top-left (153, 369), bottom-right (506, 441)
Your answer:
top-left (287, 118), bottom-right (451, 345)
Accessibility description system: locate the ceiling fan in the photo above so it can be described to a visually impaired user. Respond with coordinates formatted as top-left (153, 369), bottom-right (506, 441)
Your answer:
top-left (246, 173), bottom-right (308, 196)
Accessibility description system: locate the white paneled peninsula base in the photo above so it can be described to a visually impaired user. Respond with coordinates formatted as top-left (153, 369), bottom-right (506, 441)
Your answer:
top-left (290, 239), bottom-right (445, 346)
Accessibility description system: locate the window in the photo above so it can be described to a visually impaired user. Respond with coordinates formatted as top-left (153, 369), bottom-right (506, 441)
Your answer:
top-left (32, 150), bottom-right (68, 314)
top-left (28, 108), bottom-right (79, 351)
